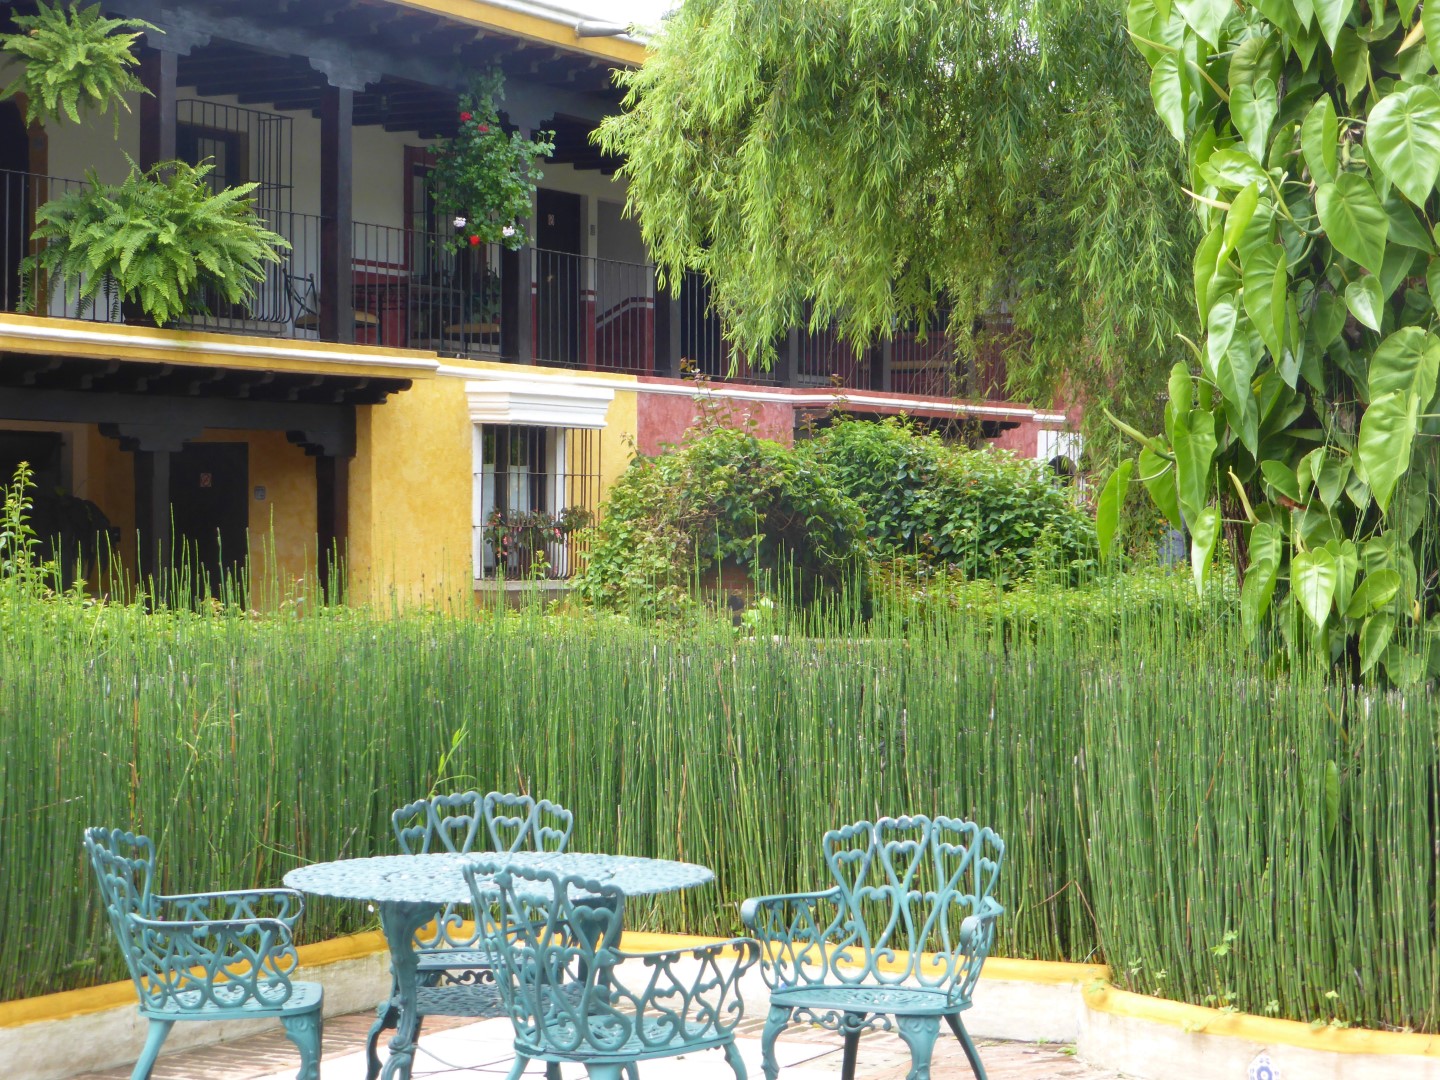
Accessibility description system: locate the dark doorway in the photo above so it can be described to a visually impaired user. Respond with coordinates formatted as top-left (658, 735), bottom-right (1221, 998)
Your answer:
top-left (535, 188), bottom-right (583, 366)
top-left (0, 429), bottom-right (62, 494)
top-left (0, 101), bottom-right (29, 313)
top-left (169, 442), bottom-right (249, 590)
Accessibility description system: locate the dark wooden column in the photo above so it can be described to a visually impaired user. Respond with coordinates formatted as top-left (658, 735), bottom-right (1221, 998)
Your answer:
top-left (874, 338), bottom-right (894, 392)
top-left (138, 48), bottom-right (177, 169)
top-left (315, 454), bottom-right (349, 598)
top-left (132, 449), bottom-right (171, 582)
top-left (501, 246), bottom-right (534, 363)
top-left (653, 276), bottom-right (682, 377)
top-left (320, 85), bottom-right (355, 344)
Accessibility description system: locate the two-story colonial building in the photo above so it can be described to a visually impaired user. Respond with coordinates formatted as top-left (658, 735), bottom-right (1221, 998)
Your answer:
top-left (0, 0), bottom-right (1075, 604)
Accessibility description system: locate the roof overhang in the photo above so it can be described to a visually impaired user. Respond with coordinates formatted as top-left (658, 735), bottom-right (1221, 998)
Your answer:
top-left (465, 376), bottom-right (615, 427)
top-left (385, 0), bottom-right (648, 65)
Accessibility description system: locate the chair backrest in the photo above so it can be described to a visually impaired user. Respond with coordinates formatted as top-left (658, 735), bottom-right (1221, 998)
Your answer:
top-left (83, 826), bottom-right (157, 988)
top-left (391, 790), bottom-right (486, 854)
top-left (483, 791), bottom-right (575, 853)
top-left (469, 860), bottom-right (629, 1055)
top-left (816, 815), bottom-right (1004, 992)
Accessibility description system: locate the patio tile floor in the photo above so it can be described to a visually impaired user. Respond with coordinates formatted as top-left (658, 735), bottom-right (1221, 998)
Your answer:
top-left (68, 1009), bottom-right (1119, 1080)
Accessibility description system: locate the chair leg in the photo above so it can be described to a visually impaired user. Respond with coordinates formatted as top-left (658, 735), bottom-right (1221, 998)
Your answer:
top-left (281, 1009), bottom-right (325, 1080)
top-left (583, 1066), bottom-right (627, 1080)
top-left (944, 1013), bottom-right (988, 1080)
top-left (895, 1016), bottom-right (940, 1080)
top-left (760, 1004), bottom-right (792, 1080)
top-left (723, 1039), bottom-right (748, 1079)
top-left (130, 1018), bottom-right (173, 1080)
top-left (504, 1055), bottom-right (530, 1080)
top-left (625, 1064), bottom-right (641, 1080)
top-left (548, 1062), bottom-right (564, 1079)
top-left (365, 1000), bottom-right (399, 1080)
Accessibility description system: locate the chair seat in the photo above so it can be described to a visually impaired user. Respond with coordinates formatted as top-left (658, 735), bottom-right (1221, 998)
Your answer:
top-left (414, 980), bottom-right (506, 1018)
top-left (141, 980), bottom-right (324, 1020)
top-left (415, 947), bottom-right (494, 972)
top-left (771, 983), bottom-right (962, 1017)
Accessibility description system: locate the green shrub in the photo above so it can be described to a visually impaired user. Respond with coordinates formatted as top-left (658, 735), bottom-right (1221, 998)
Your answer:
top-left (575, 425), bottom-right (866, 610)
top-left (802, 418), bottom-right (1096, 582)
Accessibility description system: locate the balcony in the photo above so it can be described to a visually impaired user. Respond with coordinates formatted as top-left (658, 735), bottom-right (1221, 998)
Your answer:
top-left (0, 166), bottom-right (983, 400)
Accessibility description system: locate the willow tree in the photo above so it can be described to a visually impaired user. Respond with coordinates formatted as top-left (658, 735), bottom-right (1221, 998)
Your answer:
top-left (1103, 1), bottom-right (1440, 681)
top-left (596, 0), bottom-right (1194, 436)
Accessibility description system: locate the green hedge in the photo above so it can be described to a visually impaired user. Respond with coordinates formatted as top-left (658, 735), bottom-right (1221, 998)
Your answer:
top-left (1, 585), bottom-right (1436, 1034)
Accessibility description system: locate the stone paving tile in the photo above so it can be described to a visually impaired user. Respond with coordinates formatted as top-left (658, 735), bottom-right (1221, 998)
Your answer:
top-left (68, 1009), bottom-right (1120, 1080)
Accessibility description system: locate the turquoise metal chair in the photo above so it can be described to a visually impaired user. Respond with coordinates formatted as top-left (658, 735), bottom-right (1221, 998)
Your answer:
top-left (740, 815), bottom-right (1004, 1080)
top-left (365, 790), bottom-right (575, 1079)
top-left (83, 827), bottom-right (323, 1080)
top-left (466, 859), bottom-right (760, 1080)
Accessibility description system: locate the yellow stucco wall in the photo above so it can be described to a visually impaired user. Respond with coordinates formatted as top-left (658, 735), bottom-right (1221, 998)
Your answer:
top-left (350, 376), bottom-right (476, 608)
top-left (348, 365), bottom-right (640, 607)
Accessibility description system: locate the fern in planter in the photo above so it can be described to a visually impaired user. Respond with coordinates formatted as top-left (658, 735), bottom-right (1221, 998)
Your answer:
top-left (0, 1), bottom-right (152, 131)
top-left (22, 159), bottom-right (289, 326)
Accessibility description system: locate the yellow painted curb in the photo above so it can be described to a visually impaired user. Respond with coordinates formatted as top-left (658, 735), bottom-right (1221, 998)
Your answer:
top-left (1083, 981), bottom-right (1440, 1058)
top-left (8, 929), bottom-right (1440, 1062)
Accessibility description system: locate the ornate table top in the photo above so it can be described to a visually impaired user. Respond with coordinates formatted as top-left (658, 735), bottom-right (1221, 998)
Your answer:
top-left (283, 851), bottom-right (713, 906)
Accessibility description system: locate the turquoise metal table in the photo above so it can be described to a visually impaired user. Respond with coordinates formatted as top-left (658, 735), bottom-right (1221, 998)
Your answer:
top-left (284, 851), bottom-right (713, 1080)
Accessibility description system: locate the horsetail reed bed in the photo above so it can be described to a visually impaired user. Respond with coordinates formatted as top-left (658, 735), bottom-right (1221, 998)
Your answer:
top-left (1, 581), bottom-right (1436, 1034)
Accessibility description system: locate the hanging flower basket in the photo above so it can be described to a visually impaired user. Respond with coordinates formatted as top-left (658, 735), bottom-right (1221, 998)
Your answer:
top-left (430, 71), bottom-right (554, 252)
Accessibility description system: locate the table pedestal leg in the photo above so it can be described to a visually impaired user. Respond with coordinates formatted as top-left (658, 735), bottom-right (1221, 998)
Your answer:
top-left (378, 901), bottom-right (441, 1080)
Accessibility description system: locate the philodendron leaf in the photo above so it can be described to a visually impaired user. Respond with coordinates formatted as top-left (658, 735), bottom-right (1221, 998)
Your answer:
top-left (1309, 289), bottom-right (1348, 348)
top-left (1096, 459), bottom-right (1134, 566)
top-left (1301, 96), bottom-right (1339, 185)
top-left (1190, 505), bottom-right (1221, 591)
top-left (1368, 326), bottom-right (1440, 402)
top-left (1317, 174), bottom-right (1389, 275)
top-left (1331, 28), bottom-right (1369, 105)
top-left (1344, 275), bottom-right (1385, 331)
top-left (1346, 568), bottom-right (1401, 618)
top-left (1360, 611), bottom-right (1395, 672)
top-left (1140, 446), bottom-right (1183, 530)
top-left (1292, 547), bottom-right (1339, 628)
top-left (1383, 640), bottom-right (1427, 686)
top-left (1205, 299), bottom-right (1239, 382)
top-left (1425, 0), bottom-right (1440, 74)
top-left (1173, 409), bottom-right (1218, 524)
top-left (1241, 521), bottom-right (1283, 637)
top-left (1357, 390), bottom-right (1420, 512)
top-left (1365, 83), bottom-right (1440, 207)
top-left (1175, 0), bottom-right (1232, 46)
top-left (1260, 459), bottom-right (1302, 502)
top-left (1194, 224), bottom-right (1224, 322)
top-left (1243, 243), bottom-right (1287, 360)
top-left (1150, 54), bottom-right (1188, 143)
top-left (1233, 78), bottom-right (1278, 162)
top-left (1313, 0), bottom-right (1355, 50)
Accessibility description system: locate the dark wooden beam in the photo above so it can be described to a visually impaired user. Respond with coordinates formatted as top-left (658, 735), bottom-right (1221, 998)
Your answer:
top-left (320, 84), bottom-right (355, 345)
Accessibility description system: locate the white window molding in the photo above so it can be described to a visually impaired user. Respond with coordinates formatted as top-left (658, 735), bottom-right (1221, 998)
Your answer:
top-left (464, 377), bottom-right (614, 429)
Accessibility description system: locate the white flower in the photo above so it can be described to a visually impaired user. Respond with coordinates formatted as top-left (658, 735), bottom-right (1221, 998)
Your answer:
top-left (502, 225), bottom-right (516, 238)
top-left (453, 216), bottom-right (468, 229)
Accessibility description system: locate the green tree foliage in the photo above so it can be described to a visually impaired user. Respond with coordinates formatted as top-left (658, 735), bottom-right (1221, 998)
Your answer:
top-left (429, 71), bottom-right (554, 251)
top-left (1110, 0), bottom-right (1440, 681)
top-left (597, 0), bottom-right (1196, 436)
top-left (576, 425), bottom-right (867, 610)
top-left (802, 418), bottom-right (1096, 581)
top-left (0, 1), bottom-right (151, 130)
top-left (22, 160), bottom-right (288, 326)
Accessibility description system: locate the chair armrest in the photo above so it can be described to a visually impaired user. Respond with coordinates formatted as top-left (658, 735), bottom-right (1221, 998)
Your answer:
top-left (740, 888), bottom-right (841, 931)
top-left (960, 896), bottom-right (1004, 950)
top-left (155, 889), bottom-right (305, 929)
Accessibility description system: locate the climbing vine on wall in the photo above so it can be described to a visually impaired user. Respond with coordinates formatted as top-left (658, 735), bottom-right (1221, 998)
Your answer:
top-left (1106, 0), bottom-right (1440, 681)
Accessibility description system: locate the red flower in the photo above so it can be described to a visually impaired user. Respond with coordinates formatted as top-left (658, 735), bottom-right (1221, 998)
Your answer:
top-left (469, 234), bottom-right (481, 247)
top-left (477, 124), bottom-right (490, 133)
top-left (459, 111), bottom-right (473, 122)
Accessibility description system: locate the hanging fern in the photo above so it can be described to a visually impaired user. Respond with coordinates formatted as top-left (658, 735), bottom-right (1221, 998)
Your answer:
top-left (22, 158), bottom-right (290, 327)
top-left (0, 1), bottom-right (153, 129)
